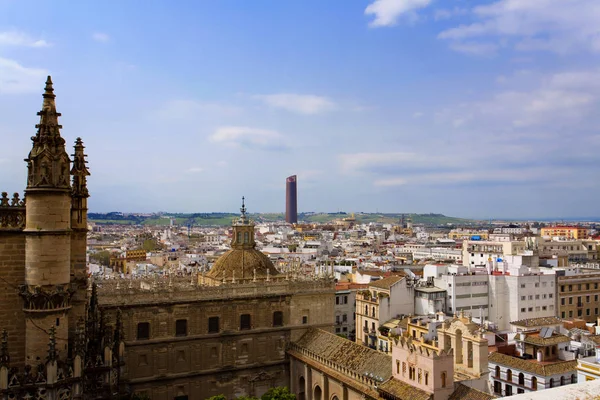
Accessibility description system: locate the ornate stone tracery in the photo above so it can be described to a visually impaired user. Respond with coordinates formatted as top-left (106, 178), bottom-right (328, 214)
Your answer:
top-left (18, 284), bottom-right (75, 312)
top-left (0, 192), bottom-right (25, 230)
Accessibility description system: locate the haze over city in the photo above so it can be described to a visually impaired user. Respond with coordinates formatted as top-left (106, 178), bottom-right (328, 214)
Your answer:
top-left (1, 0), bottom-right (599, 219)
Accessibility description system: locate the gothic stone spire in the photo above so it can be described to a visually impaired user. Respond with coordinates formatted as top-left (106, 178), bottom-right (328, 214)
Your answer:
top-left (71, 137), bottom-right (90, 198)
top-left (25, 76), bottom-right (71, 190)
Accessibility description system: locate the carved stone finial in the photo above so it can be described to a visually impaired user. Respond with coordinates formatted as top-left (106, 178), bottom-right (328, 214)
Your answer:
top-left (26, 76), bottom-right (70, 190)
top-left (71, 137), bottom-right (90, 198)
top-left (0, 192), bottom-right (8, 207)
top-left (74, 318), bottom-right (86, 357)
top-left (0, 329), bottom-right (9, 366)
top-left (44, 76), bottom-right (54, 96)
top-left (47, 326), bottom-right (57, 362)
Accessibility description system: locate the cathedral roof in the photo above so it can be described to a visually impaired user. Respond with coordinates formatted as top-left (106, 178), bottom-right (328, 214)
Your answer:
top-left (378, 378), bottom-right (432, 400)
top-left (292, 328), bottom-right (392, 381)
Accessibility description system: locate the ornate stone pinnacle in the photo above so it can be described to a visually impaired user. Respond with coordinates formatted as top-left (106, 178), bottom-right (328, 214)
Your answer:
top-left (0, 329), bottom-right (9, 366)
top-left (47, 326), bottom-right (57, 362)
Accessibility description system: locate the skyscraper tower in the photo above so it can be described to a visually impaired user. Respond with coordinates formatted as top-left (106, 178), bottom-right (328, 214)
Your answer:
top-left (286, 175), bottom-right (297, 224)
top-left (22, 76), bottom-right (73, 362)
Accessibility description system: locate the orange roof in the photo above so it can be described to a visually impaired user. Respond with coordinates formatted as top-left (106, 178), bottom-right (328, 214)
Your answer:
top-left (336, 282), bottom-right (368, 290)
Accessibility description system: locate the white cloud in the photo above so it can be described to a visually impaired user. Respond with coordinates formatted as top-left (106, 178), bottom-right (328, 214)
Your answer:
top-left (438, 0), bottom-right (600, 54)
top-left (209, 126), bottom-right (287, 151)
top-left (185, 167), bottom-right (204, 173)
top-left (92, 32), bottom-right (110, 43)
top-left (434, 7), bottom-right (468, 21)
top-left (365, 0), bottom-right (433, 27)
top-left (0, 58), bottom-right (48, 94)
top-left (374, 177), bottom-right (408, 186)
top-left (156, 99), bottom-right (241, 120)
top-left (448, 42), bottom-right (498, 57)
top-left (434, 68), bottom-right (600, 132)
top-left (0, 31), bottom-right (50, 47)
top-left (413, 112), bottom-right (424, 118)
top-left (252, 93), bottom-right (336, 115)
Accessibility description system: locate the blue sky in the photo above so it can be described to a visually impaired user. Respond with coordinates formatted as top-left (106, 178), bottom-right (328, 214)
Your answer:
top-left (1, 0), bottom-right (600, 219)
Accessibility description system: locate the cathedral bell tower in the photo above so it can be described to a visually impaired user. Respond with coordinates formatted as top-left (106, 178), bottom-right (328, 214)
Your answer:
top-left (21, 76), bottom-right (73, 362)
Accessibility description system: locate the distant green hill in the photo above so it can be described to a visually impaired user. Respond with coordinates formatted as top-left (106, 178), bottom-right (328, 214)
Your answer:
top-left (89, 212), bottom-right (474, 227)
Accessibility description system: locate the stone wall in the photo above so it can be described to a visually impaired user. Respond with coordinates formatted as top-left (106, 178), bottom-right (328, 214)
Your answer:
top-left (97, 277), bottom-right (335, 398)
top-left (0, 232), bottom-right (26, 366)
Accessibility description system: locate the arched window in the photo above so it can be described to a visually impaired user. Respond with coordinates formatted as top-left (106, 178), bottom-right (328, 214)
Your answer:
top-left (244, 231), bottom-right (249, 243)
top-left (571, 374), bottom-right (577, 384)
top-left (314, 385), bottom-right (322, 400)
top-left (549, 378), bottom-right (554, 388)
top-left (495, 366), bottom-right (500, 378)
top-left (273, 311), bottom-right (283, 327)
top-left (531, 376), bottom-right (537, 390)
top-left (372, 307), bottom-right (375, 317)
top-left (425, 371), bottom-right (429, 386)
top-left (518, 373), bottom-right (524, 385)
top-left (560, 376), bottom-right (565, 386)
top-left (402, 362), bottom-right (406, 376)
top-left (506, 369), bottom-right (512, 382)
top-left (237, 232), bottom-right (242, 243)
top-left (298, 377), bottom-right (306, 400)
top-left (365, 305), bottom-right (368, 314)
top-left (441, 372), bottom-right (447, 388)
top-left (396, 360), bottom-right (400, 374)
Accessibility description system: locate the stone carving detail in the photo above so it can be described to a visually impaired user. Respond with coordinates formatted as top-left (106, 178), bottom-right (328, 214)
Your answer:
top-left (0, 192), bottom-right (25, 230)
top-left (25, 76), bottom-right (71, 191)
top-left (71, 137), bottom-right (90, 198)
top-left (18, 284), bottom-right (75, 312)
top-left (249, 370), bottom-right (274, 382)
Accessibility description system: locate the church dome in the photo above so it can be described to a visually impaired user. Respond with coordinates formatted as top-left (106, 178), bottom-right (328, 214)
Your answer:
top-left (207, 248), bottom-right (278, 280)
top-left (206, 197), bottom-right (279, 282)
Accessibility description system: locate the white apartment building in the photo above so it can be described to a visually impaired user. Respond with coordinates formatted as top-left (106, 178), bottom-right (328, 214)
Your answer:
top-left (423, 264), bottom-right (490, 317)
top-left (488, 261), bottom-right (557, 331)
top-left (412, 247), bottom-right (462, 262)
top-left (462, 239), bottom-right (527, 267)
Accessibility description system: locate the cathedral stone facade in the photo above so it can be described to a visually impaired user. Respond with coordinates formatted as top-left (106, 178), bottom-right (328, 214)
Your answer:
top-left (0, 78), bottom-right (335, 399)
top-left (95, 200), bottom-right (335, 399)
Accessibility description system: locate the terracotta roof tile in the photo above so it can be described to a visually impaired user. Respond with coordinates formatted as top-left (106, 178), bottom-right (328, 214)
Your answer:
top-left (510, 316), bottom-right (563, 328)
top-left (521, 333), bottom-right (570, 346)
top-left (369, 275), bottom-right (404, 290)
top-left (448, 383), bottom-right (497, 400)
top-left (292, 328), bottom-right (392, 380)
top-left (377, 378), bottom-right (432, 400)
top-left (488, 352), bottom-right (577, 376)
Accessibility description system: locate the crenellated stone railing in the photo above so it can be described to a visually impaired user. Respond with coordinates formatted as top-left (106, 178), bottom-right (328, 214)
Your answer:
top-left (95, 275), bottom-right (335, 307)
top-left (0, 192), bottom-right (25, 231)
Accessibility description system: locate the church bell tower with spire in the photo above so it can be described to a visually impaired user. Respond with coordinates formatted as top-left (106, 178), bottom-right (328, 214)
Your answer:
top-left (21, 76), bottom-right (73, 362)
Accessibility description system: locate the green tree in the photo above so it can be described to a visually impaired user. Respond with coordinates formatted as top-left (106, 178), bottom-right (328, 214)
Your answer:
top-left (90, 250), bottom-right (111, 266)
top-left (261, 387), bottom-right (295, 400)
top-left (142, 239), bottom-right (158, 251)
top-left (206, 396), bottom-right (227, 400)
